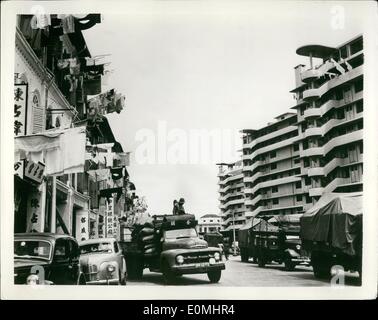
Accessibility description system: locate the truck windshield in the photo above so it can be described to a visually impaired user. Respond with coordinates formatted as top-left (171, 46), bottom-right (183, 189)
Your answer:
top-left (165, 228), bottom-right (197, 239)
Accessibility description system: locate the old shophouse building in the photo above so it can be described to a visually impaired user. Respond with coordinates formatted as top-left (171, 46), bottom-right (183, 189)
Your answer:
top-left (14, 14), bottom-right (134, 241)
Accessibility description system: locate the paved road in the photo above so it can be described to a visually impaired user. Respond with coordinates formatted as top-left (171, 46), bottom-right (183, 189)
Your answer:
top-left (127, 255), bottom-right (361, 287)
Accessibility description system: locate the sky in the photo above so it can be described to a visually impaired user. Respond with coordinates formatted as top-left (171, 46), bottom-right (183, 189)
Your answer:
top-left (81, 1), bottom-right (368, 218)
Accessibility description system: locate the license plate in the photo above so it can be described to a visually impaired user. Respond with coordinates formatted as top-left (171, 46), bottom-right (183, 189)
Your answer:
top-left (196, 262), bottom-right (209, 268)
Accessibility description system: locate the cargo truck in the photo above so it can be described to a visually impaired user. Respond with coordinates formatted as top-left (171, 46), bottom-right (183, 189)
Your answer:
top-left (120, 214), bottom-right (225, 284)
top-left (300, 193), bottom-right (362, 280)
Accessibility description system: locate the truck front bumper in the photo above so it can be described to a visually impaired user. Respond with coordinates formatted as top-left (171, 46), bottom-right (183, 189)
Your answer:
top-left (170, 262), bottom-right (225, 275)
top-left (291, 257), bottom-right (311, 264)
top-left (85, 278), bottom-right (120, 285)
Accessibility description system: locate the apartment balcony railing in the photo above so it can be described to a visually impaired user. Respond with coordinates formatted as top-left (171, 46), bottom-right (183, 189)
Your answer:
top-left (303, 88), bottom-right (320, 101)
top-left (304, 127), bottom-right (324, 138)
top-left (243, 125), bottom-right (297, 150)
top-left (250, 175), bottom-right (301, 194)
top-left (300, 60), bottom-right (335, 83)
top-left (244, 171), bottom-right (262, 183)
top-left (302, 65), bottom-right (363, 102)
top-left (309, 187), bottom-right (324, 197)
top-left (225, 198), bottom-right (245, 208)
top-left (300, 147), bottom-right (325, 158)
top-left (303, 91), bottom-right (362, 122)
top-left (245, 194), bottom-right (262, 206)
top-left (307, 167), bottom-right (326, 177)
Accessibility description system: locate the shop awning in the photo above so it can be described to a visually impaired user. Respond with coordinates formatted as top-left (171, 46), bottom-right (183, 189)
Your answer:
top-left (15, 127), bottom-right (86, 176)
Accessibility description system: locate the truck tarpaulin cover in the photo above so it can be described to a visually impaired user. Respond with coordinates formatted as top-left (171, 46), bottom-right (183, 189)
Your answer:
top-left (300, 192), bottom-right (362, 256)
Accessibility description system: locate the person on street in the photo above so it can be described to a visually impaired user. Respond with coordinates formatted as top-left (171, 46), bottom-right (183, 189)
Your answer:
top-left (223, 239), bottom-right (230, 260)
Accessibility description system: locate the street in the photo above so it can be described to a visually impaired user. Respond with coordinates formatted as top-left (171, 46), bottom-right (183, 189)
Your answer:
top-left (128, 255), bottom-right (361, 287)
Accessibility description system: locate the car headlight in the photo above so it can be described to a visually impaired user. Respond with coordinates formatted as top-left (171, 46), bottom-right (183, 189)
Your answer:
top-left (209, 258), bottom-right (216, 265)
top-left (107, 264), bottom-right (116, 273)
top-left (176, 255), bottom-right (184, 264)
top-left (214, 252), bottom-right (220, 261)
top-left (296, 245), bottom-right (301, 250)
top-left (26, 274), bottom-right (39, 285)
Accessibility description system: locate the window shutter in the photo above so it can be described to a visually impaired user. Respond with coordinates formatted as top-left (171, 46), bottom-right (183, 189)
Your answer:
top-left (32, 93), bottom-right (44, 133)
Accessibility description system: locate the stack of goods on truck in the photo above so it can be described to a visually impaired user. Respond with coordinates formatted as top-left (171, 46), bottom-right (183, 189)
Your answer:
top-left (130, 214), bottom-right (197, 257)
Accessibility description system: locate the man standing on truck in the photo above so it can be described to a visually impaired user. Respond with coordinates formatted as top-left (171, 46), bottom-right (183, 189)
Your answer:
top-left (177, 198), bottom-right (186, 215)
top-left (172, 200), bottom-right (179, 215)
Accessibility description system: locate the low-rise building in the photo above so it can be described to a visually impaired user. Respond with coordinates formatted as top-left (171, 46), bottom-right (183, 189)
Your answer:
top-left (197, 214), bottom-right (222, 235)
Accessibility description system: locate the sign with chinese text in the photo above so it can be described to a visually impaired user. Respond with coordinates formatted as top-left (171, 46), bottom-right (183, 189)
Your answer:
top-left (14, 84), bottom-right (28, 136)
top-left (14, 159), bottom-right (25, 178)
top-left (24, 159), bottom-right (45, 184)
top-left (105, 197), bottom-right (114, 238)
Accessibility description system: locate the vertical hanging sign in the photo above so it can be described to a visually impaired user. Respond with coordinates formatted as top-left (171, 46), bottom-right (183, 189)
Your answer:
top-left (105, 197), bottom-right (114, 238)
top-left (14, 83), bottom-right (28, 136)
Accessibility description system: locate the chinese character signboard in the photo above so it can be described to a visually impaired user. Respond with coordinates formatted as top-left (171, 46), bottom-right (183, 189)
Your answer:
top-left (105, 197), bottom-right (114, 238)
top-left (14, 159), bottom-right (24, 178)
top-left (14, 84), bottom-right (28, 136)
top-left (24, 159), bottom-right (45, 184)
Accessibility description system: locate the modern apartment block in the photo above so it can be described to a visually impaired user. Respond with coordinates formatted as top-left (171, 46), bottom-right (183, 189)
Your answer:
top-left (217, 161), bottom-right (246, 234)
top-left (291, 35), bottom-right (363, 203)
top-left (242, 113), bottom-right (304, 217)
top-left (217, 34), bottom-right (364, 228)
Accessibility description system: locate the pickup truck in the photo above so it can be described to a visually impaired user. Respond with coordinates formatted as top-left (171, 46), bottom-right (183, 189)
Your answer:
top-left (121, 214), bottom-right (225, 284)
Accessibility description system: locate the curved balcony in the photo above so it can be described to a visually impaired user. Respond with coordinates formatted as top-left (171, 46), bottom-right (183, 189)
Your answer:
top-left (300, 147), bottom-right (324, 157)
top-left (225, 198), bottom-right (245, 208)
top-left (304, 65), bottom-right (363, 102)
top-left (243, 125), bottom-right (297, 149)
top-left (244, 172), bottom-right (262, 184)
top-left (245, 194), bottom-right (262, 206)
top-left (323, 129), bottom-right (363, 155)
top-left (301, 60), bottom-right (335, 83)
top-left (303, 88), bottom-right (320, 101)
top-left (304, 107), bottom-right (322, 119)
top-left (304, 127), bottom-right (323, 138)
top-left (301, 69), bottom-right (320, 83)
top-left (307, 167), bottom-right (325, 177)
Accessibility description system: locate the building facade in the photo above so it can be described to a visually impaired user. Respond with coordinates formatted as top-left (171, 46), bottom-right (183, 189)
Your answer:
top-left (14, 14), bottom-right (135, 242)
top-left (217, 34), bottom-right (363, 228)
top-left (217, 161), bottom-right (246, 239)
top-left (292, 35), bottom-right (363, 202)
top-left (197, 214), bottom-right (222, 235)
top-left (242, 112), bottom-right (305, 217)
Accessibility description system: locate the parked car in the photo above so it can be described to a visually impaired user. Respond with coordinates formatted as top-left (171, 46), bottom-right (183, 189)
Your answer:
top-left (79, 238), bottom-right (127, 285)
top-left (14, 233), bottom-right (86, 285)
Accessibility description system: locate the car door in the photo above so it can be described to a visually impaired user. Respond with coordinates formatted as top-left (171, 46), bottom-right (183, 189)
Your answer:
top-left (113, 241), bottom-right (123, 271)
top-left (50, 238), bottom-right (71, 284)
top-left (68, 239), bottom-right (81, 284)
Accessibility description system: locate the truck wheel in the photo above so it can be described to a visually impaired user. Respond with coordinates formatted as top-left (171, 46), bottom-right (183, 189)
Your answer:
top-left (257, 255), bottom-right (266, 268)
top-left (284, 257), bottom-right (296, 271)
top-left (134, 258), bottom-right (144, 280)
top-left (240, 249), bottom-right (248, 262)
top-left (78, 274), bottom-right (86, 285)
top-left (162, 261), bottom-right (175, 285)
top-left (207, 270), bottom-right (221, 283)
top-left (312, 259), bottom-right (331, 279)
